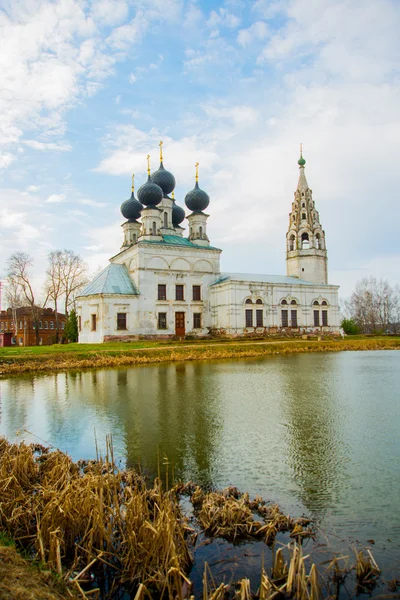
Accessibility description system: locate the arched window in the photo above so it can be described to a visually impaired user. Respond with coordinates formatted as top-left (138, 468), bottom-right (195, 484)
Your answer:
top-left (132, 233), bottom-right (137, 243)
top-left (321, 300), bottom-right (328, 306)
top-left (163, 212), bottom-right (168, 228)
top-left (315, 233), bottom-right (321, 249)
top-left (302, 213), bottom-right (306, 220)
top-left (290, 300), bottom-right (297, 305)
top-left (301, 232), bottom-right (310, 249)
top-left (245, 299), bottom-right (253, 304)
top-left (199, 226), bottom-right (203, 238)
top-left (152, 221), bottom-right (157, 236)
top-left (289, 234), bottom-right (295, 251)
top-left (302, 203), bottom-right (305, 208)
top-left (281, 299), bottom-right (287, 305)
top-left (302, 192), bottom-right (304, 196)
top-left (313, 300), bottom-right (319, 306)
top-left (256, 299), bottom-right (263, 304)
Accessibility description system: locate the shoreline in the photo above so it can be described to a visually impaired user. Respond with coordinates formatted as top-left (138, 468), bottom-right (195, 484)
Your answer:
top-left (1, 336), bottom-right (399, 375)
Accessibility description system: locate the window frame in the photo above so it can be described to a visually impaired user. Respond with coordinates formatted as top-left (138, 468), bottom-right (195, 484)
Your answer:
top-left (158, 284), bottom-right (167, 301)
top-left (193, 313), bottom-right (202, 329)
top-left (192, 285), bottom-right (201, 301)
top-left (245, 309), bottom-right (253, 328)
top-left (158, 312), bottom-right (167, 330)
top-left (291, 310), bottom-right (298, 328)
top-left (91, 314), bottom-right (97, 332)
top-left (256, 309), bottom-right (263, 327)
top-left (322, 310), bottom-right (328, 326)
top-left (117, 312), bottom-right (127, 331)
top-left (175, 284), bottom-right (184, 301)
top-left (281, 309), bottom-right (288, 328)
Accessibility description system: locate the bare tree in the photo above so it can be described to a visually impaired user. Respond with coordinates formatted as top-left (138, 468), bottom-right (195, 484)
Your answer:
top-left (46, 251), bottom-right (64, 343)
top-left (7, 252), bottom-right (48, 345)
top-left (4, 278), bottom-right (23, 339)
top-left (346, 276), bottom-right (400, 333)
top-left (59, 250), bottom-right (88, 316)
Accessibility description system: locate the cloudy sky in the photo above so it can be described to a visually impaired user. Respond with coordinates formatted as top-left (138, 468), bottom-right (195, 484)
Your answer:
top-left (0, 0), bottom-right (399, 300)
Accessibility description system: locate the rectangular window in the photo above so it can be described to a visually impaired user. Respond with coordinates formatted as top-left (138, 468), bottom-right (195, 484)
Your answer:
top-left (291, 310), bottom-right (298, 328)
top-left (175, 284), bottom-right (184, 301)
top-left (245, 309), bottom-right (253, 328)
top-left (45, 321), bottom-right (48, 329)
top-left (158, 284), bottom-right (167, 300)
top-left (158, 312), bottom-right (167, 329)
top-left (281, 310), bottom-right (288, 327)
top-left (91, 314), bottom-right (97, 331)
top-left (193, 313), bottom-right (202, 329)
top-left (322, 310), bottom-right (328, 326)
top-left (313, 310), bottom-right (320, 326)
top-left (39, 321), bottom-right (42, 329)
top-left (256, 309), bottom-right (263, 327)
top-left (192, 285), bottom-right (201, 301)
top-left (50, 321), bottom-right (54, 329)
top-left (61, 322), bottom-right (65, 330)
top-left (78, 316), bottom-right (82, 331)
top-left (117, 313), bottom-right (127, 330)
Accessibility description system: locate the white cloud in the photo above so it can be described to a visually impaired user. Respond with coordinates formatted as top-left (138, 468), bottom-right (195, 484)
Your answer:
top-left (79, 198), bottom-right (107, 208)
top-left (46, 193), bottom-right (67, 204)
top-left (23, 140), bottom-right (72, 152)
top-left (207, 8), bottom-right (241, 29)
top-left (237, 21), bottom-right (268, 46)
top-left (129, 73), bottom-right (137, 84)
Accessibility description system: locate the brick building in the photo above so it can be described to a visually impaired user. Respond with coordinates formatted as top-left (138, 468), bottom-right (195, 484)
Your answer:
top-left (0, 307), bottom-right (67, 346)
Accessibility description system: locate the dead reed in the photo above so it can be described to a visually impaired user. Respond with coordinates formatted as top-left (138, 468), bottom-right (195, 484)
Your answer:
top-left (0, 438), bottom-right (385, 599)
top-left (188, 486), bottom-right (312, 544)
top-left (0, 437), bottom-right (191, 598)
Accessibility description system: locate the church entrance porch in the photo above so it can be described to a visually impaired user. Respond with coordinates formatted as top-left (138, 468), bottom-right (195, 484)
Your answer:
top-left (175, 312), bottom-right (185, 337)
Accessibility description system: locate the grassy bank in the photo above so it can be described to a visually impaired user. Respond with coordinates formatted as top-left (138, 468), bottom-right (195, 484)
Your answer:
top-left (0, 336), bottom-right (399, 375)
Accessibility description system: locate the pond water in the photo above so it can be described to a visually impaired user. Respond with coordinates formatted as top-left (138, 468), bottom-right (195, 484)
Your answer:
top-left (1, 350), bottom-right (399, 584)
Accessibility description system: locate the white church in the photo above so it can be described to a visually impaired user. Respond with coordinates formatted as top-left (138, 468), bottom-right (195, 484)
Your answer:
top-left (76, 145), bottom-right (340, 342)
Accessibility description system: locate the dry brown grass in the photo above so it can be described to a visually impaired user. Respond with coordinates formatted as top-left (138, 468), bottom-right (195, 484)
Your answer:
top-left (189, 486), bottom-right (312, 544)
top-left (0, 438), bottom-right (385, 599)
top-left (0, 437), bottom-right (191, 598)
top-left (1, 337), bottom-right (399, 375)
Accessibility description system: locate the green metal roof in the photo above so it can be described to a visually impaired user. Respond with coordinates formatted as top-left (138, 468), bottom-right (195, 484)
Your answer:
top-left (211, 273), bottom-right (329, 286)
top-left (142, 235), bottom-right (221, 251)
top-left (78, 263), bottom-right (139, 297)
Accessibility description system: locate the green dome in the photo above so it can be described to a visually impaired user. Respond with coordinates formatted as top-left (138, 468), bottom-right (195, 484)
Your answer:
top-left (298, 155), bottom-right (306, 166)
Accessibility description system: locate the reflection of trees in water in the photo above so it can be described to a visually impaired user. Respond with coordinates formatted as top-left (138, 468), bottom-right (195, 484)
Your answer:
top-left (41, 364), bottom-right (223, 486)
top-left (279, 354), bottom-right (348, 513)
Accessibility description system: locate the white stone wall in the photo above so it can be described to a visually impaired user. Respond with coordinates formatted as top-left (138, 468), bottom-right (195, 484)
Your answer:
top-left (286, 251), bottom-right (328, 284)
top-left (76, 295), bottom-right (140, 343)
top-left (211, 278), bottom-right (340, 334)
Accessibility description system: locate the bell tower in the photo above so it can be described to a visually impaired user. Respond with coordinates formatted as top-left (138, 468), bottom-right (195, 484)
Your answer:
top-left (286, 147), bottom-right (328, 284)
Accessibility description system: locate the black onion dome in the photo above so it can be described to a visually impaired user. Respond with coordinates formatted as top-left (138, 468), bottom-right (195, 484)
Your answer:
top-left (137, 175), bottom-right (163, 206)
top-left (172, 202), bottom-right (185, 226)
top-left (120, 192), bottom-right (142, 221)
top-left (185, 181), bottom-right (210, 212)
top-left (150, 161), bottom-right (176, 196)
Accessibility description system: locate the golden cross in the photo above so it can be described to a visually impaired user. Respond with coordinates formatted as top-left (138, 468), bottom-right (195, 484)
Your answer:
top-left (159, 140), bottom-right (163, 162)
top-left (146, 154), bottom-right (151, 175)
top-left (131, 173), bottom-right (135, 193)
top-left (195, 161), bottom-right (199, 182)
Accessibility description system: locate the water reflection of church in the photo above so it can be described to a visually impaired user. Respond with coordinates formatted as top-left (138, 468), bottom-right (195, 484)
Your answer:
top-left (77, 146), bottom-right (340, 342)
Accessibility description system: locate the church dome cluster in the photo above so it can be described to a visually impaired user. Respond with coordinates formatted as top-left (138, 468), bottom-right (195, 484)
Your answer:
top-left (120, 143), bottom-right (210, 224)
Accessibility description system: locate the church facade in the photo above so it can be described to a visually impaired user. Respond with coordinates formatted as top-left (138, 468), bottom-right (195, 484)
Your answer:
top-left (76, 147), bottom-right (340, 342)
